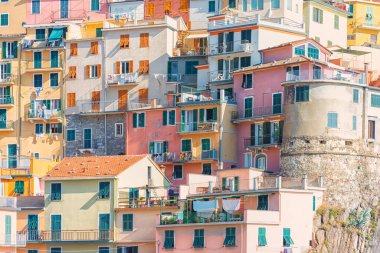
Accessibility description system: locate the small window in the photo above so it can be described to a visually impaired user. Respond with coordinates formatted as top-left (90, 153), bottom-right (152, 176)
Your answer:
top-left (271, 0), bottom-right (280, 9)
top-left (181, 139), bottom-right (191, 152)
top-left (122, 214), bottom-right (133, 231)
top-left (35, 29), bottom-right (45, 41)
top-left (240, 56), bottom-right (251, 68)
top-left (242, 74), bottom-right (253, 89)
top-left (28, 250), bottom-right (38, 253)
top-left (67, 93), bottom-right (76, 107)
top-left (146, 3), bottom-right (154, 15)
top-left (120, 35), bottom-right (130, 49)
top-left (208, 0), bottom-right (215, 12)
top-left (33, 74), bottom-right (43, 88)
top-left (353, 89), bottom-right (359, 103)
top-left (115, 123), bottom-right (123, 137)
top-left (70, 43), bottom-right (78, 56)
top-left (353, 116), bottom-right (357, 131)
top-left (90, 65), bottom-right (98, 78)
top-left (46, 123), bottom-right (63, 134)
top-left (244, 153), bottom-right (252, 168)
top-left (98, 247), bottom-right (110, 253)
top-left (327, 112), bottom-right (338, 128)
top-left (98, 182), bottom-right (110, 199)
top-left (50, 73), bottom-right (59, 87)
top-left (164, 230), bottom-right (174, 249)
top-left (371, 94), bottom-right (380, 107)
top-left (173, 165), bottom-right (183, 179)
top-left (51, 183), bottom-right (61, 201)
top-left (295, 86), bottom-right (309, 102)
top-left (14, 181), bottom-right (24, 194)
top-left (257, 195), bottom-right (268, 210)
top-left (163, 110), bottom-right (175, 126)
top-left (35, 123), bottom-right (44, 134)
top-left (283, 228), bottom-right (294, 247)
top-left (334, 15), bottom-right (339, 29)
top-left (90, 41), bottom-right (98, 54)
top-left (313, 7), bottom-right (323, 23)
top-left (307, 44), bottom-right (319, 59)
top-left (251, 0), bottom-right (264, 10)
top-left (312, 196), bottom-right (316, 211)
top-left (96, 28), bottom-right (102, 38)
top-left (202, 163), bottom-right (212, 175)
top-left (368, 120), bottom-right (376, 139)
top-left (50, 248), bottom-right (61, 253)
top-left (91, 0), bottom-right (100, 11)
top-left (223, 227), bottom-right (236, 247)
top-left (132, 113), bottom-right (145, 128)
top-left (193, 229), bottom-right (205, 248)
top-left (258, 227), bottom-right (267, 246)
top-left (286, 0), bottom-right (292, 11)
top-left (286, 66), bottom-right (300, 81)
top-left (255, 154), bottom-right (266, 170)
top-left (34, 153), bottom-right (39, 159)
top-left (201, 139), bottom-right (210, 151)
top-left (31, 0), bottom-right (40, 14)
top-left (140, 33), bottom-right (149, 48)
top-left (0, 14), bottom-right (9, 26)
top-left (312, 66), bottom-right (321, 79)
top-left (116, 247), bottom-right (137, 253)
top-left (294, 45), bottom-right (305, 56)
top-left (66, 129), bottom-right (75, 142)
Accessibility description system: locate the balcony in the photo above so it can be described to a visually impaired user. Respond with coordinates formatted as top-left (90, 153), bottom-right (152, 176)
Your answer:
top-left (151, 150), bottom-right (218, 163)
top-left (177, 122), bottom-right (218, 134)
top-left (231, 105), bottom-right (283, 121)
top-left (0, 73), bottom-right (14, 85)
top-left (0, 232), bottom-right (26, 247)
top-left (283, 69), bottom-right (365, 85)
top-left (50, 10), bottom-right (88, 21)
top-left (208, 70), bottom-right (232, 84)
top-left (118, 197), bottom-right (178, 209)
top-left (22, 38), bottom-right (65, 50)
top-left (0, 156), bottom-right (31, 169)
top-left (0, 197), bottom-right (17, 208)
top-left (209, 41), bottom-right (253, 57)
top-left (167, 74), bottom-right (184, 83)
top-left (80, 99), bottom-right (161, 114)
top-left (0, 120), bottom-right (15, 131)
top-left (174, 46), bottom-right (208, 57)
top-left (19, 230), bottom-right (113, 243)
top-left (70, 137), bottom-right (105, 154)
top-left (244, 134), bottom-right (282, 148)
top-left (0, 97), bottom-right (14, 107)
top-left (106, 73), bottom-right (139, 87)
top-left (25, 60), bottom-right (63, 72)
top-left (28, 110), bottom-right (63, 122)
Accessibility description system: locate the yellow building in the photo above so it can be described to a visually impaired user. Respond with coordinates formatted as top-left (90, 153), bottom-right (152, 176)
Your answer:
top-left (347, 0), bottom-right (380, 46)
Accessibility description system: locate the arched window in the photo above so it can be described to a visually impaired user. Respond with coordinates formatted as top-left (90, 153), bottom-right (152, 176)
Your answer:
top-left (255, 154), bottom-right (267, 170)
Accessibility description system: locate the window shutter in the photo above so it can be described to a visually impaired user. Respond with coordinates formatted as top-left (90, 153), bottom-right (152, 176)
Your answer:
top-left (144, 61), bottom-right (149, 73)
top-left (251, 123), bottom-right (256, 145)
top-left (212, 108), bottom-right (217, 121)
top-left (279, 120), bottom-right (284, 143)
top-left (115, 61), bottom-right (120, 74)
top-left (6, 63), bottom-right (11, 74)
top-left (263, 122), bottom-right (271, 144)
top-left (169, 110), bottom-right (175, 125)
top-left (58, 123), bottom-right (63, 133)
top-left (46, 123), bottom-right (51, 134)
top-left (199, 109), bottom-right (204, 123)
top-left (2, 42), bottom-right (6, 59)
top-left (133, 113), bottom-right (137, 128)
top-left (163, 111), bottom-right (168, 126)
top-left (163, 141), bottom-right (168, 152)
top-left (139, 61), bottom-right (143, 73)
top-left (234, 176), bottom-right (239, 191)
top-left (149, 142), bottom-right (154, 154)
top-left (46, 100), bottom-right (51, 110)
top-left (12, 41), bottom-right (18, 58)
top-left (5, 86), bottom-right (10, 96)
top-left (86, 65), bottom-right (90, 79)
top-left (129, 60), bottom-right (133, 73)
top-left (97, 64), bottom-right (101, 78)
top-left (222, 177), bottom-right (227, 190)
top-left (141, 113), bottom-right (145, 127)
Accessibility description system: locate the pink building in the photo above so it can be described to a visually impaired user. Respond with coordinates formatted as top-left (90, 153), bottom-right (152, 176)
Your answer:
top-left (26, 0), bottom-right (108, 25)
top-left (155, 168), bottom-right (325, 253)
top-left (144, 0), bottom-right (190, 25)
top-left (232, 39), bottom-right (337, 172)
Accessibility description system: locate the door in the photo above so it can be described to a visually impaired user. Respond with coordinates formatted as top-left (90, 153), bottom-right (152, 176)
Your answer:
top-left (99, 214), bottom-right (110, 240)
top-left (217, 33), bottom-right (224, 53)
top-left (28, 214), bottom-right (39, 241)
top-left (8, 144), bottom-right (17, 168)
top-left (226, 32), bottom-right (234, 52)
top-left (91, 91), bottom-right (100, 112)
top-left (51, 214), bottom-right (61, 241)
top-left (83, 129), bottom-right (92, 149)
top-left (34, 52), bottom-right (42, 69)
top-left (168, 61), bottom-right (178, 81)
top-left (0, 109), bottom-right (6, 128)
top-left (272, 93), bottom-right (282, 114)
top-left (51, 51), bottom-right (58, 68)
top-left (5, 215), bottom-right (11, 244)
top-left (244, 97), bottom-right (253, 118)
top-left (60, 0), bottom-right (69, 18)
top-left (118, 90), bottom-right (128, 111)
top-left (138, 88), bottom-right (148, 103)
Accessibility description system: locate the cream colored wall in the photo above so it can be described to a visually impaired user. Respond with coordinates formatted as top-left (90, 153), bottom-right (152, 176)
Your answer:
top-left (0, 0), bottom-right (26, 35)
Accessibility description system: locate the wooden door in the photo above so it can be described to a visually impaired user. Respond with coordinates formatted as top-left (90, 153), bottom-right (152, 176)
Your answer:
top-left (91, 91), bottom-right (100, 112)
top-left (118, 90), bottom-right (128, 111)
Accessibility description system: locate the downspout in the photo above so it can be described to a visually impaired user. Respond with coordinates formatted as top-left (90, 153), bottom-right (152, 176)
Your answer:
top-left (307, 3), bottom-right (311, 38)
top-left (61, 44), bottom-right (66, 158)
top-left (362, 63), bottom-right (369, 139)
top-left (101, 36), bottom-right (107, 155)
top-left (218, 90), bottom-right (225, 170)
top-left (17, 41), bottom-right (22, 158)
top-left (240, 223), bottom-right (244, 253)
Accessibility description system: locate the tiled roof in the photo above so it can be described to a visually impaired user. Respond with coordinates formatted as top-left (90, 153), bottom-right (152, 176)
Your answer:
top-left (44, 155), bottom-right (147, 179)
top-left (260, 38), bottom-right (332, 54)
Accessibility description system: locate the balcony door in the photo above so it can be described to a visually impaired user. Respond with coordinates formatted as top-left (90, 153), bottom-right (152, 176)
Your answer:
top-left (272, 93), bottom-right (282, 114)
top-left (51, 214), bottom-right (61, 241)
top-left (91, 91), bottom-right (100, 112)
top-left (99, 214), bottom-right (110, 240)
top-left (0, 109), bottom-right (6, 129)
top-left (181, 109), bottom-right (197, 132)
top-left (8, 144), bottom-right (17, 168)
top-left (28, 214), bottom-right (39, 241)
top-left (60, 0), bottom-right (69, 18)
top-left (83, 128), bottom-right (92, 149)
top-left (118, 90), bottom-right (128, 111)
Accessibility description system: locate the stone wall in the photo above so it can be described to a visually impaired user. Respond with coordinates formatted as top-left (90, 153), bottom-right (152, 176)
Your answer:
top-left (65, 114), bottom-right (126, 157)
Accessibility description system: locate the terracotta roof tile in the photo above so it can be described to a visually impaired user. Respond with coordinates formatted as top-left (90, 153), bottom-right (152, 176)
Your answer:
top-left (44, 155), bottom-right (147, 179)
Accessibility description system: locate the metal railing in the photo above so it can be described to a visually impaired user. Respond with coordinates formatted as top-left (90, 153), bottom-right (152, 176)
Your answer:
top-left (0, 120), bottom-right (15, 129)
top-left (177, 46), bottom-right (208, 56)
top-left (284, 70), bottom-right (365, 84)
top-left (177, 122), bottom-right (218, 133)
top-left (25, 59), bottom-right (62, 70)
top-left (201, 149), bottom-right (218, 160)
top-left (151, 150), bottom-right (217, 163)
top-left (209, 71), bottom-right (232, 83)
top-left (0, 197), bottom-right (17, 208)
top-left (0, 73), bottom-right (14, 83)
top-left (18, 229), bottom-right (113, 242)
top-left (0, 96), bottom-right (14, 105)
top-left (244, 134), bottom-right (282, 148)
top-left (160, 210), bottom-right (244, 225)
top-left (118, 197), bottom-right (177, 208)
top-left (231, 105), bottom-right (283, 120)
top-left (0, 156), bottom-right (31, 169)
top-left (0, 232), bottom-right (26, 246)
top-left (28, 109), bottom-right (63, 119)
top-left (167, 74), bottom-right (184, 82)
top-left (106, 72), bottom-right (139, 86)
top-left (50, 10), bottom-right (87, 21)
top-left (22, 38), bottom-right (65, 50)
top-left (209, 41), bottom-right (253, 55)
top-left (79, 99), bottom-right (159, 114)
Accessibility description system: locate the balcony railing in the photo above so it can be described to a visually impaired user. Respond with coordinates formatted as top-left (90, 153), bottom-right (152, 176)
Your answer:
top-left (106, 73), bottom-right (139, 86)
top-left (0, 73), bottom-right (14, 83)
top-left (209, 71), bottom-right (232, 83)
top-left (0, 156), bottom-right (31, 169)
top-left (175, 46), bottom-right (208, 57)
top-left (118, 197), bottom-right (177, 208)
top-left (151, 150), bottom-right (218, 163)
top-left (22, 38), bottom-right (65, 50)
top-left (28, 109), bottom-right (63, 120)
top-left (284, 70), bottom-right (365, 85)
top-left (80, 99), bottom-right (159, 114)
top-left (19, 230), bottom-right (113, 242)
top-left (209, 41), bottom-right (253, 55)
top-left (167, 74), bottom-right (184, 82)
top-left (0, 197), bottom-right (17, 208)
top-left (231, 105), bottom-right (283, 121)
top-left (244, 134), bottom-right (282, 148)
top-left (25, 59), bottom-right (62, 70)
top-left (0, 96), bottom-right (14, 105)
top-left (177, 122), bottom-right (218, 133)
top-left (0, 232), bottom-right (26, 247)
top-left (50, 10), bottom-right (88, 21)
top-left (0, 120), bottom-right (15, 130)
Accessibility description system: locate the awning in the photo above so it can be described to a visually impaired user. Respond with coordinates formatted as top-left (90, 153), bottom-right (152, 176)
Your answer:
top-left (186, 33), bottom-right (208, 39)
top-left (48, 28), bottom-right (63, 41)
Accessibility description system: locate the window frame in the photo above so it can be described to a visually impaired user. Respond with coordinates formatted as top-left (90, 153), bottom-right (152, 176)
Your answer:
top-left (50, 183), bottom-right (62, 201)
top-left (98, 181), bottom-right (111, 199)
top-left (327, 112), bottom-right (338, 129)
top-left (33, 74), bottom-right (43, 88)
top-left (122, 213), bottom-right (134, 232)
top-left (0, 13), bottom-right (9, 27)
top-left (295, 85), bottom-right (309, 102)
top-left (115, 123), bottom-right (123, 137)
top-left (35, 123), bottom-right (44, 135)
top-left (90, 0), bottom-right (100, 12)
top-left (66, 129), bottom-right (76, 142)
top-left (173, 164), bottom-right (183, 180)
top-left (50, 73), bottom-right (59, 88)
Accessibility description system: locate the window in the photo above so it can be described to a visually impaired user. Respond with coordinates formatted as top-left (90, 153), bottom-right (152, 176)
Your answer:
top-left (67, 93), bottom-right (76, 107)
top-left (28, 250), bottom-right (38, 253)
top-left (286, 66), bottom-right (300, 81)
top-left (371, 34), bottom-right (378, 44)
top-left (117, 247), bottom-right (138, 253)
top-left (224, 227), bottom-right (236, 247)
top-left (36, 29), bottom-right (45, 41)
top-left (294, 45), bottom-right (305, 56)
top-left (255, 154), bottom-right (266, 170)
top-left (120, 35), bottom-right (130, 49)
top-left (163, 110), bottom-right (175, 126)
top-left (35, 123), bottom-right (44, 134)
top-left (164, 230), bottom-right (174, 249)
top-left (83, 128), bottom-right (92, 149)
top-left (15, 180), bottom-right (24, 194)
top-left (228, 0), bottom-right (236, 8)
top-left (334, 15), bottom-right (339, 29)
top-left (202, 163), bottom-right (212, 175)
top-left (257, 195), bottom-right (268, 210)
top-left (353, 116), bottom-right (357, 131)
top-left (313, 7), bottom-right (323, 23)
top-left (199, 108), bottom-right (217, 122)
top-left (2, 41), bottom-right (17, 59)
top-left (51, 183), bottom-right (61, 201)
top-left (312, 65), bottom-right (321, 79)
top-left (349, 4), bottom-right (354, 14)
top-left (146, 3), bottom-right (154, 15)
top-left (244, 153), bottom-right (252, 167)
top-left (241, 29), bottom-right (251, 43)
top-left (120, 61), bottom-right (133, 74)
top-left (34, 153), bottom-right (39, 159)
top-left (283, 228), bottom-right (294, 247)
top-left (0, 14), bottom-right (8, 26)
top-left (307, 44), bottom-right (319, 59)
top-left (33, 74), bottom-right (43, 88)
top-left (271, 0), bottom-right (280, 8)
top-left (258, 227), bottom-right (267, 246)
top-left (96, 28), bottom-right (102, 38)
top-left (122, 214), bottom-right (133, 231)
top-left (181, 139), bottom-right (191, 152)
top-left (327, 112), bottom-right (338, 128)
top-left (164, 2), bottom-right (172, 14)
top-left (315, 36), bottom-right (320, 43)
top-left (99, 182), bottom-right (110, 199)
top-left (347, 34), bottom-right (355, 40)
top-left (173, 165), bottom-right (183, 179)
top-left (46, 123), bottom-right (63, 134)
top-left (87, 65), bottom-right (101, 78)
top-left (287, 0), bottom-right (292, 11)
top-left (180, 0), bottom-right (189, 11)
top-left (193, 229), bottom-right (205, 248)
top-left (251, 0), bottom-right (263, 10)
top-left (149, 141), bottom-right (168, 155)
top-left (366, 7), bottom-right (373, 26)
top-left (138, 60), bottom-right (149, 74)
top-left (91, 0), bottom-right (100, 11)
top-left (185, 61), bottom-right (198, 75)
top-left (208, 0), bottom-right (215, 12)
top-left (371, 94), bottom-right (380, 107)
top-left (132, 113), bottom-right (145, 128)
top-left (68, 66), bottom-right (76, 79)
top-left (353, 89), bottom-right (359, 103)
top-left (295, 86), bottom-right (309, 102)
top-left (115, 123), bottom-right (123, 137)
top-left (240, 56), bottom-right (251, 68)
top-left (201, 138), bottom-right (210, 152)
top-left (66, 129), bottom-right (75, 141)
top-left (242, 73), bottom-right (253, 89)
top-left (70, 43), bottom-right (78, 56)
top-left (50, 248), bottom-right (61, 253)
top-left (312, 195), bottom-right (316, 211)
top-left (99, 247), bottom-right (110, 253)
top-left (90, 41), bottom-right (99, 54)
top-left (31, 0), bottom-right (40, 14)
top-left (140, 33), bottom-right (149, 48)
top-left (50, 73), bottom-right (59, 87)
top-left (368, 120), bottom-right (376, 139)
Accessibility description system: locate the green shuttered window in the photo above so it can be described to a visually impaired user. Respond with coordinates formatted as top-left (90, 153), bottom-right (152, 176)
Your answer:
top-left (258, 227), bottom-right (267, 246)
top-left (164, 230), bottom-right (174, 249)
top-left (224, 227), bottom-right (236, 247)
top-left (122, 214), bottom-right (133, 231)
top-left (193, 229), bottom-right (205, 248)
top-left (283, 228), bottom-right (294, 246)
top-left (371, 94), bottom-right (380, 107)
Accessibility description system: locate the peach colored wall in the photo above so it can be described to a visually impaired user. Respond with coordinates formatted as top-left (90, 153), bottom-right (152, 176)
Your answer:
top-left (26, 0), bottom-right (108, 25)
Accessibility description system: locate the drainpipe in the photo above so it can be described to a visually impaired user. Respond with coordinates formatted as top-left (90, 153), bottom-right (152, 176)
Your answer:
top-left (101, 37), bottom-right (107, 155)
top-left (105, 114), bottom-right (107, 155)
top-left (61, 43), bottom-right (66, 158)
top-left (362, 63), bottom-right (369, 139)
top-left (17, 41), bottom-right (22, 158)
top-left (218, 90), bottom-right (225, 170)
